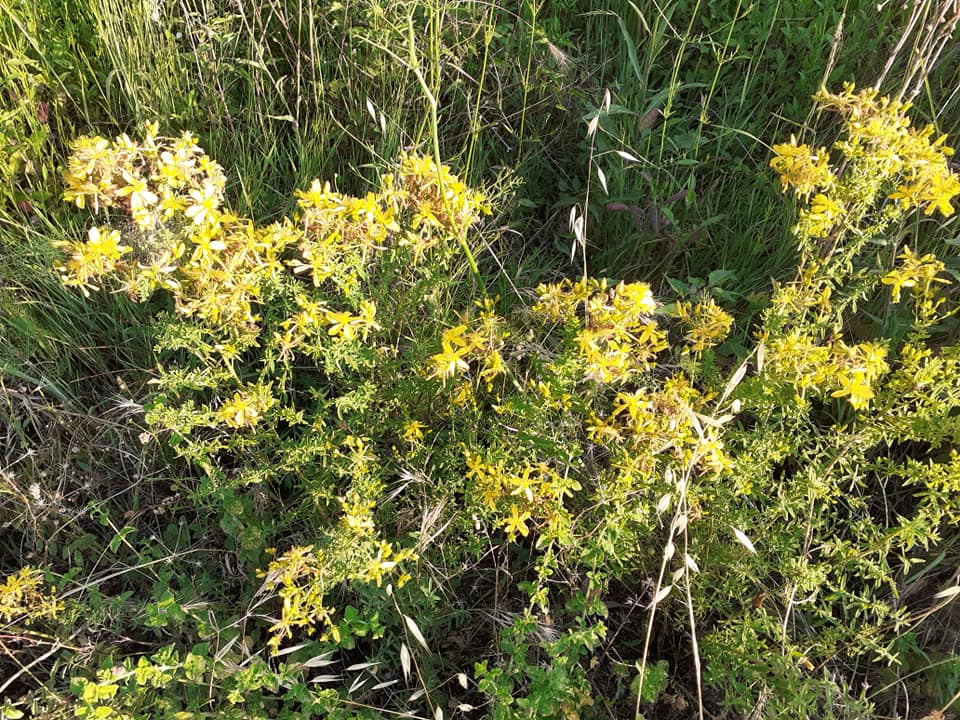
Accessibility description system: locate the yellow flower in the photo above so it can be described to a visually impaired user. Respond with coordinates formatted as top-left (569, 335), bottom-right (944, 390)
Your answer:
top-left (402, 420), bottom-right (427, 443)
top-left (440, 324), bottom-right (471, 350)
top-left (770, 136), bottom-right (834, 196)
top-left (881, 246), bottom-right (948, 304)
top-left (55, 227), bottom-right (132, 294)
top-left (831, 370), bottom-right (874, 410)
top-left (356, 299), bottom-right (381, 340)
top-left (509, 467), bottom-right (539, 503)
top-left (219, 393), bottom-right (259, 427)
top-left (84, 226), bottom-right (130, 261)
top-left (920, 170), bottom-right (960, 216)
top-left (678, 297), bottom-right (734, 356)
top-left (218, 388), bottom-right (275, 428)
top-left (363, 542), bottom-right (396, 587)
top-left (797, 193), bottom-right (845, 237)
top-left (185, 181), bottom-right (222, 225)
top-left (430, 345), bottom-right (470, 380)
top-left (502, 505), bottom-right (532, 540)
top-left (452, 381), bottom-right (474, 407)
top-left (480, 349), bottom-right (505, 386)
top-left (324, 309), bottom-right (358, 340)
top-left (855, 341), bottom-right (889, 380)
top-left (296, 179), bottom-right (333, 209)
top-left (339, 494), bottom-right (376, 535)
top-left (159, 190), bottom-right (187, 218)
top-left (190, 226), bottom-right (228, 264)
top-left (888, 179), bottom-right (926, 210)
top-left (117, 172), bottom-right (159, 214)
top-left (612, 389), bottom-right (653, 424)
top-left (883, 274), bottom-right (912, 304)
top-left (429, 324), bottom-right (476, 380)
top-left (613, 281), bottom-right (657, 314)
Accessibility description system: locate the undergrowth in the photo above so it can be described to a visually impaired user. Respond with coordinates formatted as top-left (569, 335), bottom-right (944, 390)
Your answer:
top-left (2, 1), bottom-right (960, 719)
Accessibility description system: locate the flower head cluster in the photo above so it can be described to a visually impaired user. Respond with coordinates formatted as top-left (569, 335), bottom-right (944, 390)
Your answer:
top-left (770, 84), bottom-right (960, 251)
top-left (290, 155), bottom-right (489, 295)
top-left (796, 193), bottom-right (845, 239)
top-left (769, 136), bottom-right (834, 197)
top-left (428, 298), bottom-right (507, 387)
top-left (57, 126), bottom-right (489, 351)
top-left (0, 566), bottom-right (62, 624)
top-left (293, 180), bottom-right (400, 291)
top-left (260, 534), bottom-right (415, 654)
top-left (764, 85), bottom-right (957, 405)
top-left (535, 278), bottom-right (666, 383)
top-left (881, 246), bottom-right (949, 305)
top-left (816, 84), bottom-right (960, 218)
top-left (465, 452), bottom-right (581, 541)
top-left (765, 332), bottom-right (889, 410)
top-left (588, 374), bottom-right (729, 474)
top-left (58, 125), bottom-right (297, 329)
top-left (675, 297), bottom-right (734, 356)
top-left (274, 294), bottom-right (382, 362)
top-left (390, 153), bottom-right (492, 243)
top-left (63, 123), bottom-right (225, 229)
top-left (54, 227), bottom-right (131, 296)
top-left (339, 492), bottom-right (377, 535)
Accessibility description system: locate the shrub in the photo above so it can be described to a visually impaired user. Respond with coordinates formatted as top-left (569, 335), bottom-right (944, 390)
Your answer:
top-left (35, 83), bottom-right (960, 718)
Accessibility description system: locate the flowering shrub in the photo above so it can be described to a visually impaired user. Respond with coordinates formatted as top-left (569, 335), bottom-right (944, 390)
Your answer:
top-left (47, 85), bottom-right (960, 718)
top-left (763, 84), bottom-right (959, 408)
top-left (698, 86), bottom-right (960, 715)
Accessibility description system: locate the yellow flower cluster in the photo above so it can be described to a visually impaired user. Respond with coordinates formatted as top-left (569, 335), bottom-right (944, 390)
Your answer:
top-left (274, 294), bottom-right (382, 361)
top-left (292, 152), bottom-right (490, 291)
top-left (401, 419), bottom-right (429, 443)
top-left (391, 153), bottom-right (492, 242)
top-left (358, 540), bottom-right (415, 588)
top-left (818, 85), bottom-right (960, 216)
top-left (763, 85), bottom-right (957, 414)
top-left (155, 217), bottom-right (296, 331)
top-left (0, 566), bottom-right (62, 623)
top-left (465, 452), bottom-right (581, 541)
top-left (59, 125), bottom-right (297, 329)
top-left (293, 180), bottom-right (400, 291)
top-left (763, 263), bottom-right (842, 343)
top-left (429, 298), bottom-right (507, 387)
top-left (881, 246), bottom-right (948, 305)
top-left (770, 84), bottom-right (960, 248)
top-left (63, 123), bottom-right (225, 229)
top-left (534, 278), bottom-right (666, 383)
top-left (797, 193), bottom-right (845, 239)
top-left (54, 227), bottom-right (131, 296)
top-left (260, 545), bottom-right (337, 653)
top-left (58, 126), bottom-right (489, 340)
top-left (769, 136), bottom-right (834, 197)
top-left (675, 297), bottom-right (734, 356)
top-left (54, 124), bottom-right (496, 421)
top-left (260, 535), bottom-right (415, 654)
top-left (765, 332), bottom-right (889, 410)
top-left (588, 374), bottom-right (729, 475)
top-left (339, 492), bottom-right (376, 534)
